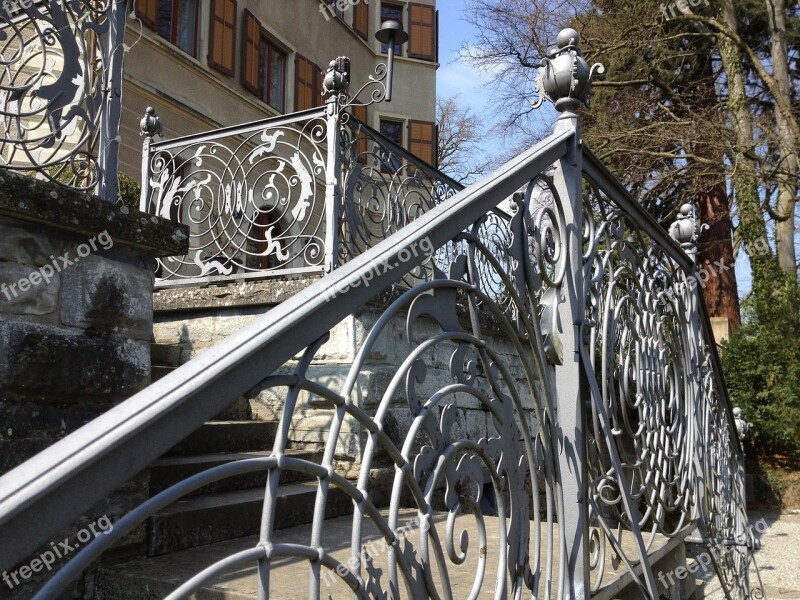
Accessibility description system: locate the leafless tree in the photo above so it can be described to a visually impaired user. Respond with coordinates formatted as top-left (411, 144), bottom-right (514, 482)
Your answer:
top-left (436, 95), bottom-right (496, 184)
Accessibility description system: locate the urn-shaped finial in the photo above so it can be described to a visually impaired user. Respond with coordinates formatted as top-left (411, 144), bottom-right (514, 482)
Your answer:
top-left (532, 28), bottom-right (605, 114)
top-left (669, 203), bottom-right (708, 257)
top-left (140, 107), bottom-right (162, 138)
top-left (322, 57), bottom-right (351, 98)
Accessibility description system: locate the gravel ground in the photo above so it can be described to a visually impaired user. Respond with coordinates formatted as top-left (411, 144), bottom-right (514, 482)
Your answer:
top-left (694, 510), bottom-right (800, 599)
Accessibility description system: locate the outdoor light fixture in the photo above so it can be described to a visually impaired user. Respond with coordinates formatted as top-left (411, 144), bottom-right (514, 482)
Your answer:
top-left (374, 19), bottom-right (408, 102)
top-left (321, 19), bottom-right (408, 109)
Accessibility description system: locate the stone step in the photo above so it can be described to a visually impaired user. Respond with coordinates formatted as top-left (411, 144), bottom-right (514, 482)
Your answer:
top-left (146, 482), bottom-right (353, 556)
top-left (165, 421), bottom-right (278, 456)
top-left (149, 449), bottom-right (323, 497)
top-left (150, 343), bottom-right (181, 368)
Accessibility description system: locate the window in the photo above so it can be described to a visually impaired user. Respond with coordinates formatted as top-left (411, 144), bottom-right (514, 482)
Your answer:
top-left (156, 0), bottom-right (198, 56)
top-left (380, 3), bottom-right (403, 55)
top-left (242, 11), bottom-right (287, 112)
top-left (325, 0), bottom-right (347, 21)
top-left (259, 36), bottom-right (286, 111)
top-left (380, 118), bottom-right (403, 146)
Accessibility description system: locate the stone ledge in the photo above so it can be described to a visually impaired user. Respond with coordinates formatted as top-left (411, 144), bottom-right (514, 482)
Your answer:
top-left (153, 277), bottom-right (321, 311)
top-left (0, 172), bottom-right (188, 257)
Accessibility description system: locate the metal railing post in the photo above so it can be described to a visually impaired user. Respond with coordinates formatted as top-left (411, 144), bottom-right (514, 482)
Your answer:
top-left (97, 0), bottom-right (127, 202)
top-left (139, 107), bottom-right (162, 212)
top-left (550, 100), bottom-right (591, 600)
top-left (533, 28), bottom-right (606, 598)
top-left (669, 204), bottom-right (705, 524)
top-left (324, 91), bottom-right (342, 273)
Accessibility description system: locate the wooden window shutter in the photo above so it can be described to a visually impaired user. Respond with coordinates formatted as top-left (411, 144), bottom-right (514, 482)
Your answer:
top-left (408, 120), bottom-right (436, 167)
top-left (209, 0), bottom-right (237, 75)
top-left (314, 62), bottom-right (324, 108)
top-left (241, 10), bottom-right (259, 94)
top-left (353, 0), bottom-right (369, 40)
top-left (295, 55), bottom-right (321, 111)
top-left (135, 0), bottom-right (157, 30)
top-left (407, 3), bottom-right (436, 61)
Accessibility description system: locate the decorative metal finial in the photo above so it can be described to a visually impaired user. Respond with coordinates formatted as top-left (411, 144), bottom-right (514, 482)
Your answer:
top-left (669, 203), bottom-right (708, 257)
top-left (531, 28), bottom-right (606, 114)
top-left (140, 107), bottom-right (162, 138)
top-left (322, 57), bottom-right (351, 99)
top-left (323, 19), bottom-right (408, 119)
top-left (733, 407), bottom-right (751, 443)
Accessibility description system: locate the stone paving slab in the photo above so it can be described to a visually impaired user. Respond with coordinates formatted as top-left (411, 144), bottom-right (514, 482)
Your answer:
top-left (690, 511), bottom-right (800, 600)
top-left (97, 509), bottom-right (684, 599)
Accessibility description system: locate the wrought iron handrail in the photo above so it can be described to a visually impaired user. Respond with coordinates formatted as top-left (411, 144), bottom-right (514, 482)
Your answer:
top-left (0, 0), bottom-right (127, 201)
top-left (0, 27), bottom-right (762, 600)
top-left (138, 105), bottom-right (468, 287)
top-left (0, 126), bottom-right (574, 577)
top-left (583, 149), bottom-right (741, 448)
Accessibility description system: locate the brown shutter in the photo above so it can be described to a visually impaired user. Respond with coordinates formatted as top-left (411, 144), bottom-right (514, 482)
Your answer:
top-left (314, 63), bottom-right (324, 107)
top-left (135, 0), bottom-right (157, 30)
top-left (352, 105), bottom-right (368, 162)
top-left (295, 55), bottom-right (322, 111)
top-left (408, 120), bottom-right (436, 167)
top-left (241, 10), bottom-right (260, 94)
top-left (407, 3), bottom-right (436, 61)
top-left (353, 0), bottom-right (369, 40)
top-left (209, 0), bottom-right (237, 75)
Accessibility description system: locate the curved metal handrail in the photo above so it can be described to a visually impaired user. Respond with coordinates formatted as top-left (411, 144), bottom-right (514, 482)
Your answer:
top-left (0, 127), bottom-right (574, 575)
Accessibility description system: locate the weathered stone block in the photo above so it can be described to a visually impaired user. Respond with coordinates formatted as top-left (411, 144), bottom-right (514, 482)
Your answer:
top-left (0, 321), bottom-right (149, 402)
top-left (0, 220), bottom-right (61, 267)
top-left (0, 261), bottom-right (60, 316)
top-left (153, 317), bottom-right (214, 345)
top-left (60, 254), bottom-right (153, 339)
top-left (212, 311), bottom-right (264, 338)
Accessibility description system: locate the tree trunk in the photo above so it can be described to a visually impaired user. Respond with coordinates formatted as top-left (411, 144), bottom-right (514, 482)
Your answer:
top-left (718, 0), bottom-right (779, 312)
top-left (766, 0), bottom-right (798, 285)
top-left (696, 182), bottom-right (741, 332)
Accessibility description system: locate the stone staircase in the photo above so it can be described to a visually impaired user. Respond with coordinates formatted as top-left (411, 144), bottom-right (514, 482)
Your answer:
top-left (91, 345), bottom-right (354, 597)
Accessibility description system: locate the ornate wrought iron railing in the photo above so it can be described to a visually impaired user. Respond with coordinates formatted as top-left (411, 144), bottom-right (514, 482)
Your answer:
top-left (0, 0), bottom-right (127, 200)
top-left (140, 104), bottom-right (464, 288)
top-left (0, 29), bottom-right (764, 600)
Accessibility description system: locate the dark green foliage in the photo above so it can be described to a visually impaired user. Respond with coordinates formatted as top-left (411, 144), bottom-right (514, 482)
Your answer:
top-left (722, 288), bottom-right (800, 466)
top-left (117, 172), bottom-right (142, 211)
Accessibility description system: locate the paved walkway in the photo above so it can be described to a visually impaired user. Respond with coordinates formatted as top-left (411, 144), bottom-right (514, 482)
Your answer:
top-left (700, 511), bottom-right (800, 599)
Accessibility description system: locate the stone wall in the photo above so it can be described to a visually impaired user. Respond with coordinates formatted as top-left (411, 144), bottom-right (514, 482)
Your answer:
top-left (153, 280), bottom-right (541, 484)
top-left (0, 173), bottom-right (188, 597)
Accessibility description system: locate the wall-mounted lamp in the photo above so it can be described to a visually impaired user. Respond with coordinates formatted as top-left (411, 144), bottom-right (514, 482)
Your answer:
top-left (322, 20), bottom-right (409, 110)
top-left (374, 19), bottom-right (408, 102)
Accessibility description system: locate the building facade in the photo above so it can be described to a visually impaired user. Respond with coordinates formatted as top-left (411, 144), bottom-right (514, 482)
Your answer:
top-left (119, 0), bottom-right (439, 180)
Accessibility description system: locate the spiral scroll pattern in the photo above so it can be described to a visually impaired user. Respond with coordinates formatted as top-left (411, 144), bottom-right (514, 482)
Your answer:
top-left (0, 1), bottom-right (118, 191)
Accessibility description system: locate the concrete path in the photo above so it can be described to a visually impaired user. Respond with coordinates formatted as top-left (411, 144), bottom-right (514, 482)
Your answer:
top-left (699, 511), bottom-right (800, 599)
